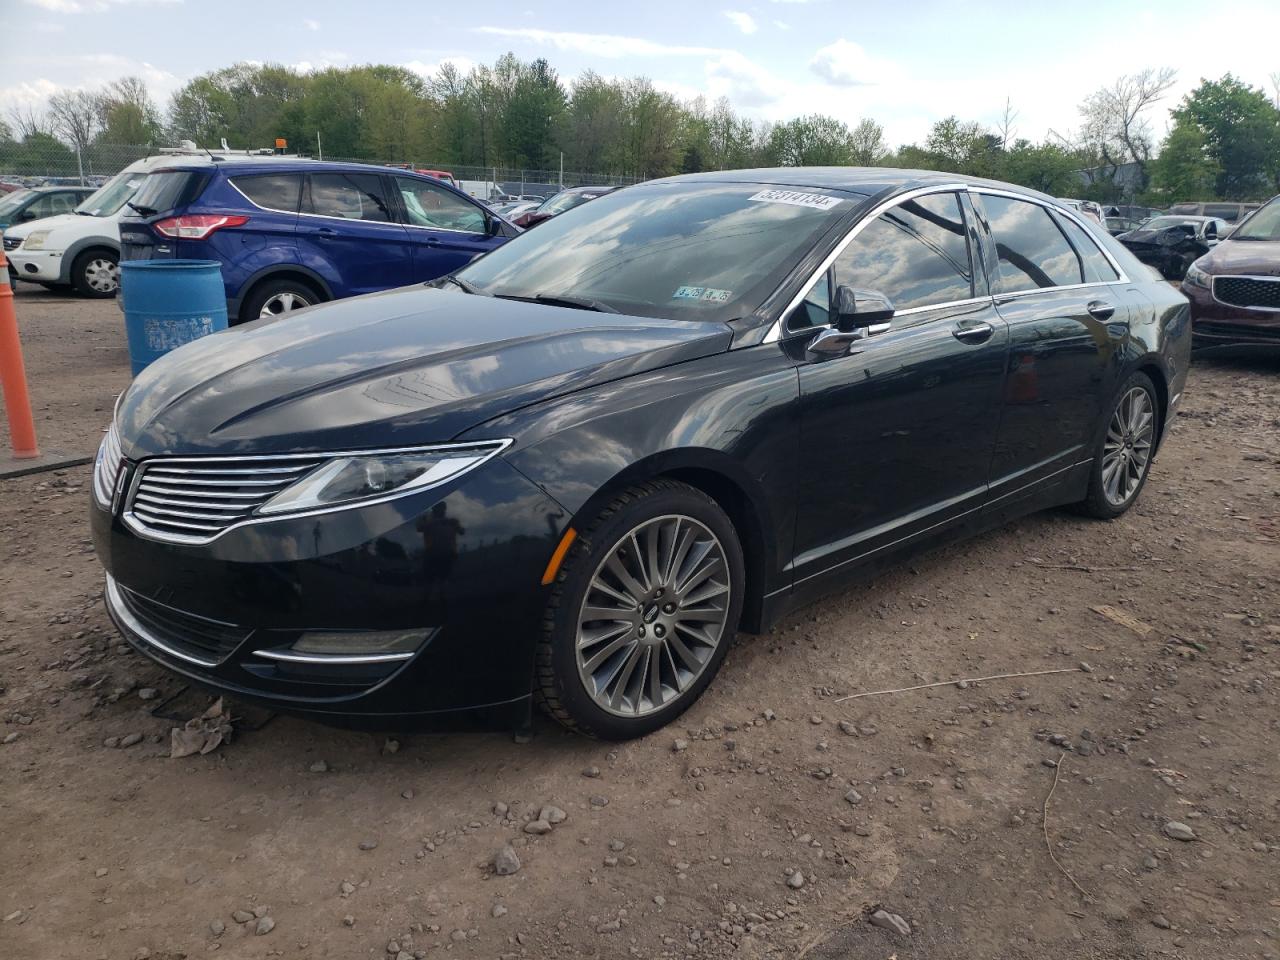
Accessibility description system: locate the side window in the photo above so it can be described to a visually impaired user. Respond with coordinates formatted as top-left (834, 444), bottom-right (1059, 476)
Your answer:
top-left (982, 195), bottom-right (1082, 292)
top-left (789, 270), bottom-right (831, 331)
top-left (1057, 215), bottom-right (1119, 283)
top-left (831, 192), bottom-right (973, 312)
top-left (397, 177), bottom-right (487, 233)
top-left (232, 174), bottom-right (302, 212)
top-left (49, 193), bottom-right (77, 215)
top-left (306, 173), bottom-right (392, 223)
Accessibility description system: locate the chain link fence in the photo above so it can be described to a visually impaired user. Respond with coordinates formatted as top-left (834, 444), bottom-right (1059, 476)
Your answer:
top-left (0, 140), bottom-right (644, 196)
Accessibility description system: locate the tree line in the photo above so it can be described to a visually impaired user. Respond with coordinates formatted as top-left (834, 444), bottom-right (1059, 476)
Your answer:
top-left (4, 55), bottom-right (1279, 203)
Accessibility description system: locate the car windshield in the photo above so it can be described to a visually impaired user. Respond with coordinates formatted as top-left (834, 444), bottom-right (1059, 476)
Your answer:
top-left (539, 191), bottom-right (597, 215)
top-left (0, 189), bottom-right (34, 216)
top-left (1231, 198), bottom-right (1280, 241)
top-left (74, 171), bottom-right (147, 217)
top-left (1141, 217), bottom-right (1200, 231)
top-left (458, 180), bottom-right (859, 322)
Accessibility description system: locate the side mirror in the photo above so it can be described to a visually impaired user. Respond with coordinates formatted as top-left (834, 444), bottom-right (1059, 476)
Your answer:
top-left (834, 285), bottom-right (895, 334)
top-left (18, 210), bottom-right (36, 221)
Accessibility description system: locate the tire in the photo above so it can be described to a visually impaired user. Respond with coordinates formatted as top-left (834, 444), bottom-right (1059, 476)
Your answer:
top-left (239, 277), bottom-right (321, 325)
top-left (535, 479), bottom-right (745, 740)
top-left (70, 248), bottom-right (118, 298)
top-left (1076, 371), bottom-right (1159, 519)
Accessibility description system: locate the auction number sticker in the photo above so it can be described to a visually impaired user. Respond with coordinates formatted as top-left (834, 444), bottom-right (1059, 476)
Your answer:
top-left (673, 286), bottom-right (733, 302)
top-left (748, 189), bottom-right (843, 211)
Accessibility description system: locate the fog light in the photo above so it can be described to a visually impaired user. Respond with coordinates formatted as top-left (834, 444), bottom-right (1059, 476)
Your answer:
top-left (252, 628), bottom-right (432, 664)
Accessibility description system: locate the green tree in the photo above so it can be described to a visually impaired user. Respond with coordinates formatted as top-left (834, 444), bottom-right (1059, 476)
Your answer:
top-left (1166, 74), bottom-right (1280, 198)
top-left (1149, 121), bottom-right (1219, 202)
top-left (766, 114), bottom-right (854, 166)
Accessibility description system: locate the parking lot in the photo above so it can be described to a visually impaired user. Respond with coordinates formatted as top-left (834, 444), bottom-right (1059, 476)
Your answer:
top-left (1, 285), bottom-right (1278, 960)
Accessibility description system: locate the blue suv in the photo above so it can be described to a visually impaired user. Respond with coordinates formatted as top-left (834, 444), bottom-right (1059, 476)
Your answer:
top-left (119, 159), bottom-right (518, 323)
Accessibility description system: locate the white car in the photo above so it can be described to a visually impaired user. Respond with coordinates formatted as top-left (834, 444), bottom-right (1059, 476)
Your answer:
top-left (4, 148), bottom-right (289, 297)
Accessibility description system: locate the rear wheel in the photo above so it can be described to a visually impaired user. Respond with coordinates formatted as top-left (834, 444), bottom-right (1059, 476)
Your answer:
top-left (535, 480), bottom-right (744, 740)
top-left (239, 277), bottom-right (321, 325)
top-left (71, 249), bottom-right (118, 298)
top-left (1076, 371), bottom-right (1159, 519)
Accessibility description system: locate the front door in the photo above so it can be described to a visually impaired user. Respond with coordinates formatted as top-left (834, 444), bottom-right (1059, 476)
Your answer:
top-left (392, 175), bottom-right (499, 280)
top-left (789, 190), bottom-right (1009, 588)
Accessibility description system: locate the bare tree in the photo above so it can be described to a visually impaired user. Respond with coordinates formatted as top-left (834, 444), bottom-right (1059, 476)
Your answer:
top-left (1078, 68), bottom-right (1177, 191)
top-left (1270, 71), bottom-right (1280, 110)
top-left (7, 104), bottom-right (52, 139)
top-left (47, 88), bottom-right (101, 153)
top-left (997, 97), bottom-right (1019, 149)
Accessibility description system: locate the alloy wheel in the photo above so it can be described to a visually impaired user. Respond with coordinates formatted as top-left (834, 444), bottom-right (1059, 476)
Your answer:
top-left (259, 291), bottom-right (312, 318)
top-left (575, 514), bottom-right (731, 718)
top-left (1101, 386), bottom-right (1155, 506)
top-left (85, 258), bottom-right (118, 294)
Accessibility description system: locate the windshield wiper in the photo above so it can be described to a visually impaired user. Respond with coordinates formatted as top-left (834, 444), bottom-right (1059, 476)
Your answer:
top-left (442, 275), bottom-right (486, 295)
top-left (531, 293), bottom-right (619, 314)
top-left (126, 201), bottom-right (156, 217)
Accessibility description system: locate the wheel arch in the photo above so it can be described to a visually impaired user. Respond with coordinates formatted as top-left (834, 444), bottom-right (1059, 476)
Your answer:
top-left (63, 237), bottom-right (119, 284)
top-left (563, 449), bottom-right (774, 635)
top-left (235, 266), bottom-right (333, 323)
top-left (1133, 357), bottom-right (1170, 451)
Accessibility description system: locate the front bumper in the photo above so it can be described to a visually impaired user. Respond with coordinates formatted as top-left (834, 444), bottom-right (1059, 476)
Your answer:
top-left (6, 248), bottom-right (66, 284)
top-left (1182, 280), bottom-right (1280, 347)
top-left (93, 456), bottom-right (568, 726)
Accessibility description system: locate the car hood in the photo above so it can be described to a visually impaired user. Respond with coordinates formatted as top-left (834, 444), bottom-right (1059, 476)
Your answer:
top-left (116, 286), bottom-right (733, 459)
top-left (2, 211), bottom-right (80, 240)
top-left (1198, 238), bottom-right (1280, 276)
top-left (1119, 228), bottom-right (1181, 246)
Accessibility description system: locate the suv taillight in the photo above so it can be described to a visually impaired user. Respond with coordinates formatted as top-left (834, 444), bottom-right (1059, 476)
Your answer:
top-left (152, 214), bottom-right (249, 240)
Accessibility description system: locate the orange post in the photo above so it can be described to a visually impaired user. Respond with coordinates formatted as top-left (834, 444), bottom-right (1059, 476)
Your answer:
top-left (0, 235), bottom-right (40, 458)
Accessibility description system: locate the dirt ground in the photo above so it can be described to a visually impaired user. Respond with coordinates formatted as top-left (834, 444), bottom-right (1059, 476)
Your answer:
top-left (2, 284), bottom-right (1278, 960)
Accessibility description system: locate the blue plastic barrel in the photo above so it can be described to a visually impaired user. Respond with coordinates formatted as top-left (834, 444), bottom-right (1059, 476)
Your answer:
top-left (119, 260), bottom-right (227, 376)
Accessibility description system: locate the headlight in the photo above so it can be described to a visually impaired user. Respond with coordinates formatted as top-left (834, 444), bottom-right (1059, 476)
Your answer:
top-left (92, 423), bottom-right (124, 508)
top-left (1184, 262), bottom-right (1211, 290)
top-left (21, 230), bottom-right (50, 250)
top-left (257, 441), bottom-right (510, 516)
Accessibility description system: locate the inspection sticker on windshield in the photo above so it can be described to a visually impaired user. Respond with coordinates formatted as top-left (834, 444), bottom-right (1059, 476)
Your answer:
top-left (673, 286), bottom-right (705, 299)
top-left (748, 189), bottom-right (843, 211)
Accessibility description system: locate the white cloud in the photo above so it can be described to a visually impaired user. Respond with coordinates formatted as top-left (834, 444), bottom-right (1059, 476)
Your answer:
top-left (724, 10), bottom-right (757, 34)
top-left (21, 0), bottom-right (180, 12)
top-left (773, 19), bottom-right (790, 30)
top-left (705, 51), bottom-right (778, 108)
top-left (303, 18), bottom-right (319, 31)
top-left (474, 27), bottom-right (720, 59)
top-left (808, 39), bottom-right (889, 87)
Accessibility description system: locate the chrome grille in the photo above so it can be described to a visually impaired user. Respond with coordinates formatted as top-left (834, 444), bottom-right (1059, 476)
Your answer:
top-left (3, 236), bottom-right (21, 251)
top-left (126, 455), bottom-right (327, 542)
top-left (1213, 275), bottom-right (1280, 311)
top-left (93, 425), bottom-right (124, 507)
top-left (116, 582), bottom-right (252, 666)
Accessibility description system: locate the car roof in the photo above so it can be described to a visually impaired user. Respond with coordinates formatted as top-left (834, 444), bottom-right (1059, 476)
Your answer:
top-left (656, 167), bottom-right (1062, 203)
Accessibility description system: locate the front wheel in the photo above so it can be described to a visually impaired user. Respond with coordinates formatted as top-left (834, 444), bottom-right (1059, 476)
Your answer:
top-left (535, 480), bottom-right (745, 740)
top-left (71, 249), bottom-right (118, 298)
top-left (1076, 371), bottom-right (1159, 519)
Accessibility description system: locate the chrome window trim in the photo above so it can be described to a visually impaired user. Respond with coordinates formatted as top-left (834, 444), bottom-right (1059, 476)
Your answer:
top-left (763, 182), bottom-right (969, 343)
top-left (1211, 274), bottom-right (1280, 312)
top-left (120, 440), bottom-right (512, 547)
top-left (105, 576), bottom-right (220, 669)
top-left (970, 186), bottom-right (1131, 284)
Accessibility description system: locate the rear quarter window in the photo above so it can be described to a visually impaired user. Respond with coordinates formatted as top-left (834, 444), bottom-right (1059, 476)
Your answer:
top-left (232, 174), bottom-right (303, 212)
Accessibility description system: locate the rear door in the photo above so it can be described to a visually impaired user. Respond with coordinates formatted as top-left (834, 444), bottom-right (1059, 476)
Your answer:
top-left (790, 189), bottom-right (1009, 585)
top-left (972, 191), bottom-right (1132, 509)
top-left (391, 175), bottom-right (499, 280)
top-left (298, 171), bottom-right (411, 296)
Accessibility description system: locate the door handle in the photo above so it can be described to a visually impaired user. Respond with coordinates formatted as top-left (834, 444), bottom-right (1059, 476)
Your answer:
top-left (316, 227), bottom-right (337, 241)
top-left (1086, 299), bottom-right (1115, 321)
top-left (952, 320), bottom-right (994, 344)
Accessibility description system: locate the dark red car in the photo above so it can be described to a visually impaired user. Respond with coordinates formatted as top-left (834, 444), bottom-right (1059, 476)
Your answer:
top-left (1181, 194), bottom-right (1280, 347)
top-left (512, 185), bottom-right (618, 228)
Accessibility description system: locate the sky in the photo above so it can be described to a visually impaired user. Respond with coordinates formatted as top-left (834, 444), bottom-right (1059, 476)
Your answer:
top-left (2, 0), bottom-right (1279, 150)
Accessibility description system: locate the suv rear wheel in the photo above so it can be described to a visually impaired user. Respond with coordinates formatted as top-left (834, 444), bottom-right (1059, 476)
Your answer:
top-left (240, 277), bottom-right (322, 324)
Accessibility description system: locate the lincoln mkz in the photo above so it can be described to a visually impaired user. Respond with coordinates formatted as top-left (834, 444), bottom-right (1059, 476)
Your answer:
top-left (92, 168), bottom-right (1191, 739)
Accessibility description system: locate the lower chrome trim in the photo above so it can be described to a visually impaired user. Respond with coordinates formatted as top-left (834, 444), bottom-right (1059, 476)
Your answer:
top-left (105, 576), bottom-right (219, 668)
top-left (251, 649), bottom-right (415, 665)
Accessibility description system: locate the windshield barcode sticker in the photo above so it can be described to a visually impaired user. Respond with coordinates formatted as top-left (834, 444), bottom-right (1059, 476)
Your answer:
top-left (748, 189), bottom-right (843, 211)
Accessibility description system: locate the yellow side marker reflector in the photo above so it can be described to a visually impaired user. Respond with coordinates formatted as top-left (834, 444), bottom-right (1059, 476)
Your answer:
top-left (541, 527), bottom-right (578, 585)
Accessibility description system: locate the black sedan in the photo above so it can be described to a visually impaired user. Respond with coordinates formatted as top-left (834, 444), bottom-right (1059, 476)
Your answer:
top-left (92, 169), bottom-right (1191, 739)
top-left (1117, 214), bottom-right (1228, 280)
